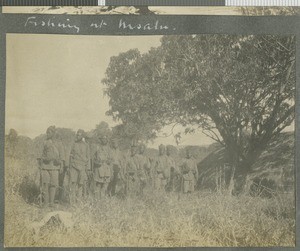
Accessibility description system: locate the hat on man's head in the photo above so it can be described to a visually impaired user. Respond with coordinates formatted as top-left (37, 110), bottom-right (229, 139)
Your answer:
top-left (77, 129), bottom-right (85, 135)
top-left (46, 126), bottom-right (56, 133)
top-left (159, 144), bottom-right (166, 150)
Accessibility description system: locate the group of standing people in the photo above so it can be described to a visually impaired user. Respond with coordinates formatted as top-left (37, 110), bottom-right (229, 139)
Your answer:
top-left (38, 126), bottom-right (199, 207)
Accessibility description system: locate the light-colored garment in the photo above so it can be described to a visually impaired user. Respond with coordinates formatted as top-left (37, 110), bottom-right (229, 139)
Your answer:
top-left (125, 154), bottom-right (139, 175)
top-left (125, 154), bottom-right (139, 194)
top-left (153, 154), bottom-right (171, 191)
top-left (155, 155), bottom-right (171, 179)
top-left (93, 145), bottom-right (112, 183)
top-left (136, 154), bottom-right (150, 171)
top-left (135, 154), bottom-right (150, 181)
top-left (181, 158), bottom-right (198, 193)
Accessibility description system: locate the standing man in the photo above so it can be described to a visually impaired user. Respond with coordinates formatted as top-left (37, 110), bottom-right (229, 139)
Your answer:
top-left (180, 148), bottom-right (198, 194)
top-left (69, 129), bottom-right (91, 204)
top-left (108, 139), bottom-right (125, 196)
top-left (166, 145), bottom-right (179, 192)
top-left (93, 135), bottom-right (112, 200)
top-left (39, 126), bottom-right (62, 207)
top-left (54, 131), bottom-right (68, 203)
top-left (154, 144), bottom-right (171, 192)
top-left (136, 143), bottom-right (151, 194)
top-left (124, 145), bottom-right (139, 197)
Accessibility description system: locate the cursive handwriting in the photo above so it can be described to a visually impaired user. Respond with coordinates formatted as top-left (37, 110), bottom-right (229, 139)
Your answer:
top-left (90, 20), bottom-right (108, 29)
top-left (25, 16), bottom-right (80, 33)
top-left (119, 19), bottom-right (171, 31)
top-left (24, 17), bottom-right (176, 33)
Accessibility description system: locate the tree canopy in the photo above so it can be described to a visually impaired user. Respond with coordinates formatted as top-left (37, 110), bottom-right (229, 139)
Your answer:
top-left (102, 35), bottom-right (295, 191)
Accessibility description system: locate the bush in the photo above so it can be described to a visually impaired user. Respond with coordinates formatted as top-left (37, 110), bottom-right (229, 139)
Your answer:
top-left (4, 138), bottom-right (295, 247)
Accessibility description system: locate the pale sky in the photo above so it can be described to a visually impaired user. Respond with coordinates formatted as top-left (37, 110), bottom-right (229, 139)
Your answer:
top-left (6, 34), bottom-right (215, 147)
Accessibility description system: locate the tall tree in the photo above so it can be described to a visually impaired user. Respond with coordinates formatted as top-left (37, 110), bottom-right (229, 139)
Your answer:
top-left (103, 49), bottom-right (165, 143)
top-left (102, 35), bottom-right (295, 193)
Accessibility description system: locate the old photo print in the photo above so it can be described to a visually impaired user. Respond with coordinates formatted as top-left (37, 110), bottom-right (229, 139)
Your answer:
top-left (4, 33), bottom-right (295, 247)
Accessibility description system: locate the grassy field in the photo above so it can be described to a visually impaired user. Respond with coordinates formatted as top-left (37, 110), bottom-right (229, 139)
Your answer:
top-left (4, 156), bottom-right (295, 247)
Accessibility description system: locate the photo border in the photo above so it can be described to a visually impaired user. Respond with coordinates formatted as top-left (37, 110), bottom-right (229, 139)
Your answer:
top-left (0, 12), bottom-right (299, 250)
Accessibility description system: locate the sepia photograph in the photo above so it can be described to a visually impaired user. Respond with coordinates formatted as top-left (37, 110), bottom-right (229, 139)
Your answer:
top-left (3, 6), bottom-right (300, 15)
top-left (4, 33), bottom-right (295, 247)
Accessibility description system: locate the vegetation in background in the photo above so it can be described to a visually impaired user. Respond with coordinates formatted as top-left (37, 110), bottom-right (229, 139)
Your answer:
top-left (4, 129), bottom-right (295, 247)
top-left (102, 35), bottom-right (295, 193)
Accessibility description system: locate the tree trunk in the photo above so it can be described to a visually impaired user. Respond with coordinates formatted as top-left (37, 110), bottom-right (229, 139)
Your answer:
top-left (231, 161), bottom-right (250, 195)
top-left (225, 146), bottom-right (248, 195)
top-left (231, 148), bottom-right (264, 195)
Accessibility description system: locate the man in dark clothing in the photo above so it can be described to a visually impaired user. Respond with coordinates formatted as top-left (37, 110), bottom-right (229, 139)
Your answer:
top-left (93, 135), bottom-right (112, 200)
top-left (180, 149), bottom-right (198, 193)
top-left (39, 126), bottom-right (62, 207)
top-left (136, 144), bottom-right (150, 194)
top-left (154, 144), bottom-right (171, 192)
top-left (69, 129), bottom-right (91, 204)
top-left (108, 139), bottom-right (125, 196)
top-left (54, 131), bottom-right (67, 203)
top-left (124, 145), bottom-right (139, 197)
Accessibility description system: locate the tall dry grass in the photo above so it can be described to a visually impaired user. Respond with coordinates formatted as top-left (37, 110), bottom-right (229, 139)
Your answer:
top-left (4, 156), bottom-right (295, 247)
